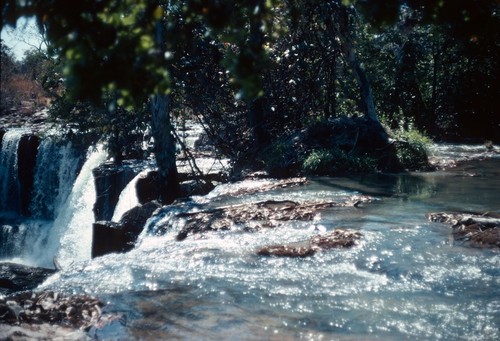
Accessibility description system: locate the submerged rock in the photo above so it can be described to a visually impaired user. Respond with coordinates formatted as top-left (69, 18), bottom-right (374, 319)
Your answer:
top-left (257, 229), bottom-right (363, 257)
top-left (428, 212), bottom-right (500, 248)
top-left (0, 263), bottom-right (56, 296)
top-left (171, 197), bottom-right (371, 240)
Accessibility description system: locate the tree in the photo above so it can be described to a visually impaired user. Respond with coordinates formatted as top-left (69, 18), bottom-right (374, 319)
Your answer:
top-left (1, 0), bottom-right (281, 203)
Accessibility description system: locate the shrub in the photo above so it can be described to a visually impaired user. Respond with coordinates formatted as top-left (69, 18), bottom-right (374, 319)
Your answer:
top-left (302, 148), bottom-right (376, 176)
top-left (393, 128), bottom-right (431, 170)
top-left (262, 138), bottom-right (299, 177)
top-left (302, 149), bottom-right (337, 175)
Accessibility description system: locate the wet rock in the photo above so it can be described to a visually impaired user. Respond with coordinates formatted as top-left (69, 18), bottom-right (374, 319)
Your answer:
top-left (428, 212), bottom-right (500, 248)
top-left (92, 221), bottom-right (128, 258)
top-left (215, 177), bottom-right (309, 198)
top-left (136, 171), bottom-right (220, 204)
top-left (92, 162), bottom-right (139, 221)
top-left (0, 263), bottom-right (56, 296)
top-left (257, 242), bottom-right (317, 258)
top-left (0, 291), bottom-right (103, 330)
top-left (179, 179), bottom-right (215, 197)
top-left (92, 201), bottom-right (161, 258)
top-left (136, 170), bottom-right (161, 204)
top-left (17, 134), bottom-right (40, 216)
top-left (0, 323), bottom-right (90, 340)
top-left (119, 200), bottom-right (162, 228)
top-left (171, 197), bottom-right (371, 241)
top-left (257, 229), bottom-right (363, 257)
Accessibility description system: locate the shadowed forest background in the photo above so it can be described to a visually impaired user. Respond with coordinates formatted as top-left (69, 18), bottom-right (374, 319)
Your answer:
top-left (2, 0), bottom-right (499, 200)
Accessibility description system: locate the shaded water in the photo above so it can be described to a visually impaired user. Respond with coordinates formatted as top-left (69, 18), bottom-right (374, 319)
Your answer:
top-left (37, 153), bottom-right (499, 340)
top-left (0, 129), bottom-right (27, 214)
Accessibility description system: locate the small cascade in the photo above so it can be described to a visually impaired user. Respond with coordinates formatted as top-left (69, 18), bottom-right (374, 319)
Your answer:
top-left (0, 129), bottom-right (27, 214)
top-left (48, 145), bottom-right (107, 269)
top-left (30, 138), bottom-right (82, 219)
top-left (0, 220), bottom-right (54, 267)
top-left (112, 169), bottom-right (151, 221)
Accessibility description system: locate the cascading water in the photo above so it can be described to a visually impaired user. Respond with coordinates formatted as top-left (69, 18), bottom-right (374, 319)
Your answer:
top-left (0, 129), bottom-right (27, 214)
top-left (48, 145), bottom-right (107, 269)
top-left (112, 169), bottom-right (151, 222)
top-left (0, 133), bottom-right (107, 269)
top-left (38, 145), bottom-right (499, 340)
top-left (30, 137), bottom-right (83, 219)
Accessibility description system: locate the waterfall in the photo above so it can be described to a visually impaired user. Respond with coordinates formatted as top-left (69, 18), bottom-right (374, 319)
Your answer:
top-left (30, 138), bottom-right (82, 219)
top-left (46, 145), bottom-right (107, 269)
top-left (111, 169), bottom-right (151, 221)
top-left (0, 129), bottom-right (27, 214)
top-left (0, 220), bottom-right (53, 267)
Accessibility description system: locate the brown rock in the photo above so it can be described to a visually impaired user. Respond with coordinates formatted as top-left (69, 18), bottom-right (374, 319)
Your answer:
top-left (257, 229), bottom-right (363, 258)
top-left (428, 211), bottom-right (500, 248)
top-left (172, 198), bottom-right (371, 241)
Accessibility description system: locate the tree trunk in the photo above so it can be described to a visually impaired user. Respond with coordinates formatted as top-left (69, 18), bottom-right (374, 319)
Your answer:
top-left (150, 93), bottom-right (179, 204)
top-left (338, 8), bottom-right (379, 123)
top-left (246, 0), bottom-right (269, 149)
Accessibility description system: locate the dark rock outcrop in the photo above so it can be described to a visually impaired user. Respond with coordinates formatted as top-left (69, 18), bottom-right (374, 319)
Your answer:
top-left (136, 170), bottom-right (161, 204)
top-left (17, 134), bottom-right (40, 216)
top-left (0, 291), bottom-right (103, 329)
top-left (0, 262), bottom-right (56, 296)
top-left (136, 170), bottom-right (223, 204)
top-left (428, 211), bottom-right (500, 248)
top-left (92, 201), bottom-right (161, 258)
top-left (257, 229), bottom-right (363, 257)
top-left (179, 180), bottom-right (215, 197)
top-left (119, 200), bottom-right (162, 230)
top-left (92, 162), bottom-right (139, 221)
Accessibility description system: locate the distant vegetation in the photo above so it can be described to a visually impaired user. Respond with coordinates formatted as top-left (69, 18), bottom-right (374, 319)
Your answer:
top-left (1, 0), bottom-right (498, 201)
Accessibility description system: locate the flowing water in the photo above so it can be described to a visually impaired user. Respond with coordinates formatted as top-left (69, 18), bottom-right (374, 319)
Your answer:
top-left (112, 169), bottom-right (152, 222)
top-left (0, 138), bottom-right (105, 268)
top-left (35, 148), bottom-right (500, 340)
top-left (1, 134), bottom-right (499, 339)
top-left (30, 137), bottom-right (83, 220)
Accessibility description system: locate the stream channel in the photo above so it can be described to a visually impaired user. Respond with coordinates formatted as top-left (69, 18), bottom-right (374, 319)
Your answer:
top-left (1, 136), bottom-right (499, 340)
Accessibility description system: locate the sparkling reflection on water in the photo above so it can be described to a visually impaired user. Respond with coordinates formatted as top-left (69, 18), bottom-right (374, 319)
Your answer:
top-left (41, 156), bottom-right (500, 340)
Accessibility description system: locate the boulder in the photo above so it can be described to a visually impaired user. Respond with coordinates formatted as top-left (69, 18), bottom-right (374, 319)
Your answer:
top-left (92, 221), bottom-right (130, 258)
top-left (92, 162), bottom-right (139, 221)
top-left (428, 211), bottom-right (500, 248)
top-left (0, 262), bottom-right (56, 296)
top-left (136, 170), bottom-right (161, 204)
top-left (17, 134), bottom-right (40, 216)
top-left (92, 201), bottom-right (161, 258)
top-left (257, 229), bottom-right (363, 257)
top-left (119, 200), bottom-right (162, 229)
top-left (179, 180), bottom-right (215, 197)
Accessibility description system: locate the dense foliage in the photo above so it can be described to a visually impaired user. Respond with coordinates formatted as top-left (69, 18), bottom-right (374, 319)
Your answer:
top-left (2, 1), bottom-right (499, 194)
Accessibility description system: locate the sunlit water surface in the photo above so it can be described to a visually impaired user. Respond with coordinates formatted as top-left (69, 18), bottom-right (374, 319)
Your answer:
top-left (38, 150), bottom-right (500, 340)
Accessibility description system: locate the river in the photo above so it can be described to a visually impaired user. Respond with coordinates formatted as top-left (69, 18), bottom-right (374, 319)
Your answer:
top-left (28, 146), bottom-right (499, 340)
top-left (1, 132), bottom-right (499, 339)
